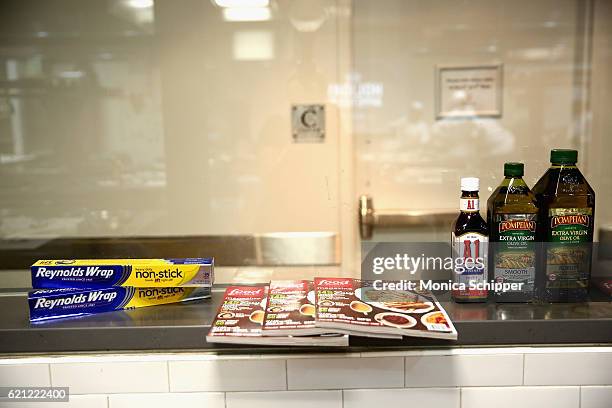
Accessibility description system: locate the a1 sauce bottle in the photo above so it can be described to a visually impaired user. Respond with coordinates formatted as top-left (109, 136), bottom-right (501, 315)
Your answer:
top-left (532, 149), bottom-right (595, 302)
top-left (487, 162), bottom-right (538, 303)
top-left (451, 177), bottom-right (488, 303)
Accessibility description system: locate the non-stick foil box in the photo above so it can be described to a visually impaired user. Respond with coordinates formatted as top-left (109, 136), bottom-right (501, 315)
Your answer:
top-left (29, 286), bottom-right (211, 321)
top-left (31, 258), bottom-right (214, 289)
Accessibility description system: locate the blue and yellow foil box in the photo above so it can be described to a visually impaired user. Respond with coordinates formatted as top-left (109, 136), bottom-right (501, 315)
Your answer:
top-left (31, 258), bottom-right (214, 289)
top-left (29, 286), bottom-right (211, 322)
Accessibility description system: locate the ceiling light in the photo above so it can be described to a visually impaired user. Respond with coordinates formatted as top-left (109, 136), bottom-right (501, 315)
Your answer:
top-left (127, 0), bottom-right (153, 9)
top-left (233, 31), bottom-right (274, 60)
top-left (214, 0), bottom-right (269, 8)
top-left (223, 7), bottom-right (271, 22)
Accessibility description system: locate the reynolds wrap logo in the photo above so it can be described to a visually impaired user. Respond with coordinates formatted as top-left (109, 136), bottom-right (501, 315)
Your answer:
top-left (228, 287), bottom-right (264, 297)
top-left (35, 266), bottom-right (114, 280)
top-left (33, 290), bottom-right (118, 310)
top-left (551, 215), bottom-right (589, 228)
top-left (499, 220), bottom-right (536, 233)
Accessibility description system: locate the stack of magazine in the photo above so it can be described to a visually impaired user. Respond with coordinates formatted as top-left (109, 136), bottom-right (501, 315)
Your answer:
top-left (206, 278), bottom-right (457, 346)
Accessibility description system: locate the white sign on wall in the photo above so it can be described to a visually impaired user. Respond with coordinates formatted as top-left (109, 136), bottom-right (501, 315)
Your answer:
top-left (435, 64), bottom-right (503, 119)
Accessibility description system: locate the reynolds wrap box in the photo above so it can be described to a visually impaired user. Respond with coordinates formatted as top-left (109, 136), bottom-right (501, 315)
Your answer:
top-left (29, 286), bottom-right (211, 322)
top-left (31, 258), bottom-right (214, 289)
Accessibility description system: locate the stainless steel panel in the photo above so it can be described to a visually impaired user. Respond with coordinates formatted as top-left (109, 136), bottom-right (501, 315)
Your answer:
top-left (0, 232), bottom-right (341, 269)
top-left (256, 231), bottom-right (339, 265)
top-left (359, 195), bottom-right (455, 239)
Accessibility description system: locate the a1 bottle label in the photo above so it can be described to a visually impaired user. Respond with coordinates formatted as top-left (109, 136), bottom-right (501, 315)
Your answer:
top-left (452, 232), bottom-right (488, 299)
top-left (545, 208), bottom-right (593, 289)
top-left (493, 214), bottom-right (536, 293)
top-left (460, 198), bottom-right (479, 212)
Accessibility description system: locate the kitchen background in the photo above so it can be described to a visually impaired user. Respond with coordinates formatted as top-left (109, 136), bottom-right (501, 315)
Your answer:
top-left (0, 0), bottom-right (611, 285)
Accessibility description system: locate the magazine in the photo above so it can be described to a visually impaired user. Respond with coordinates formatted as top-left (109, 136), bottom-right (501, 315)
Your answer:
top-left (313, 278), bottom-right (457, 340)
top-left (262, 280), bottom-right (332, 337)
top-left (206, 285), bottom-right (348, 346)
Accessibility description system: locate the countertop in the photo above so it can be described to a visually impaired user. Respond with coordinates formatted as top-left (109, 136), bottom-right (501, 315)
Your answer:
top-left (1, 287), bottom-right (611, 354)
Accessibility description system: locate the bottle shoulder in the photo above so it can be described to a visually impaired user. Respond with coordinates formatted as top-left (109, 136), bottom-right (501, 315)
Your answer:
top-left (453, 212), bottom-right (488, 235)
top-left (533, 167), bottom-right (595, 198)
top-left (488, 185), bottom-right (538, 213)
top-left (490, 195), bottom-right (539, 212)
top-left (532, 169), bottom-right (550, 195)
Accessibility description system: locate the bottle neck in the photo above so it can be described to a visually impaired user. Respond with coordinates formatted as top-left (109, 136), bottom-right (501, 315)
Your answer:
top-left (500, 175), bottom-right (528, 188)
top-left (550, 163), bottom-right (577, 169)
top-left (460, 191), bottom-right (479, 212)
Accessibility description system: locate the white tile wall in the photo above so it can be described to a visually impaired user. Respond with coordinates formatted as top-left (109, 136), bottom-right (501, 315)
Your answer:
top-left (226, 390), bottom-right (342, 408)
top-left (343, 388), bottom-right (459, 408)
top-left (0, 347), bottom-right (611, 408)
top-left (0, 364), bottom-right (50, 387)
top-left (524, 352), bottom-right (612, 385)
top-left (580, 386), bottom-right (612, 408)
top-left (168, 359), bottom-right (286, 392)
top-left (108, 392), bottom-right (224, 408)
top-left (405, 354), bottom-right (523, 387)
top-left (461, 386), bottom-right (580, 408)
top-left (50, 362), bottom-right (168, 394)
top-left (286, 357), bottom-right (404, 390)
top-left (0, 395), bottom-right (108, 408)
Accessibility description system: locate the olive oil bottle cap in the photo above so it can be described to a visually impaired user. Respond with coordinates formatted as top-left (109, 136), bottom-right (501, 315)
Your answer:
top-left (460, 177), bottom-right (479, 191)
top-left (550, 149), bottom-right (578, 165)
top-left (504, 162), bottom-right (524, 177)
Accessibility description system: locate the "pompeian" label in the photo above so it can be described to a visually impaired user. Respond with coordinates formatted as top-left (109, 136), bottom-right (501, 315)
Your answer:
top-left (551, 214), bottom-right (589, 229)
top-left (545, 208), bottom-right (593, 289)
top-left (492, 213), bottom-right (537, 298)
top-left (499, 220), bottom-right (536, 233)
top-left (548, 208), bottom-right (592, 243)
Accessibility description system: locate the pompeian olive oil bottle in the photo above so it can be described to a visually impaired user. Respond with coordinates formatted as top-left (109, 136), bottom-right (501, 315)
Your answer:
top-left (451, 177), bottom-right (488, 303)
top-left (532, 149), bottom-right (595, 302)
top-left (487, 162), bottom-right (538, 302)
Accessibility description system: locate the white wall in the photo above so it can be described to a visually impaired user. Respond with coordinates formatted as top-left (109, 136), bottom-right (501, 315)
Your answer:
top-left (1, 347), bottom-right (611, 408)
